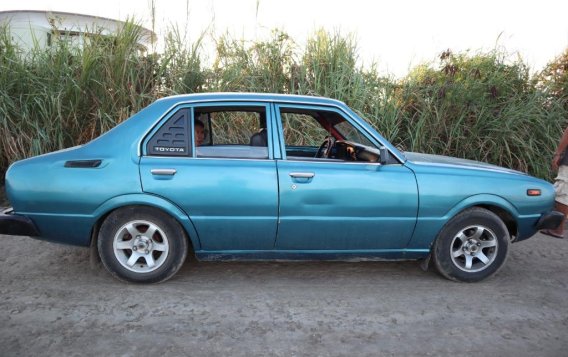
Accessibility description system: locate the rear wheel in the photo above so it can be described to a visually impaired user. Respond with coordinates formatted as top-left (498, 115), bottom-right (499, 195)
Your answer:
top-left (432, 207), bottom-right (510, 282)
top-left (98, 206), bottom-right (188, 283)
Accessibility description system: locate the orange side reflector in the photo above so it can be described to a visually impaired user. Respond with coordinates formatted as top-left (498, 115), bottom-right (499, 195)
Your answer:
top-left (527, 189), bottom-right (541, 196)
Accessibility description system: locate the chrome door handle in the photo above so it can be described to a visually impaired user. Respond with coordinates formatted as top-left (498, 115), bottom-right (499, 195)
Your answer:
top-left (151, 169), bottom-right (177, 176)
top-left (289, 172), bottom-right (315, 179)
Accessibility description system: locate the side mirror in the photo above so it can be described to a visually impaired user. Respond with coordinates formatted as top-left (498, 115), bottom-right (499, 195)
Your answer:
top-left (379, 146), bottom-right (389, 165)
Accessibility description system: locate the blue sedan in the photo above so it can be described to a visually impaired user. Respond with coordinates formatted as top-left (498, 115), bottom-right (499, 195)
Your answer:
top-left (0, 93), bottom-right (562, 283)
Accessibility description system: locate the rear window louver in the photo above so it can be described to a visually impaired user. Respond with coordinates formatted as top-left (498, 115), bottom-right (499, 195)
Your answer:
top-left (147, 109), bottom-right (190, 156)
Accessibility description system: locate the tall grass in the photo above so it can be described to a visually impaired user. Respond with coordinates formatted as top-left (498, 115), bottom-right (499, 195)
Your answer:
top-left (0, 21), bottom-right (160, 173)
top-left (0, 21), bottom-right (566, 182)
top-left (389, 50), bottom-right (566, 178)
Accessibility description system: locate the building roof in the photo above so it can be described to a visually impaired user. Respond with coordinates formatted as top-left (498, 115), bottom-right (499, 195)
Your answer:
top-left (0, 10), bottom-right (156, 44)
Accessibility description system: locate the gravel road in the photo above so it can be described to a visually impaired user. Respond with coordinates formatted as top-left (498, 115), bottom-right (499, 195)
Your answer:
top-left (1, 231), bottom-right (567, 356)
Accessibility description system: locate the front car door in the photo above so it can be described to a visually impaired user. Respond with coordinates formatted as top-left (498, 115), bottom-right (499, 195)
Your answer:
top-left (273, 104), bottom-right (419, 253)
top-left (139, 102), bottom-right (278, 251)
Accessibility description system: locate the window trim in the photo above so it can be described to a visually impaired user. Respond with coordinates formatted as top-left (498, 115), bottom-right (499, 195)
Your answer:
top-left (274, 103), bottom-right (386, 162)
top-left (189, 102), bottom-right (274, 160)
top-left (141, 102), bottom-right (274, 159)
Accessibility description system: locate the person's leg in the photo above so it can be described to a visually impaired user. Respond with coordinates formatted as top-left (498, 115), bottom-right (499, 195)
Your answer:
top-left (544, 166), bottom-right (568, 237)
top-left (549, 200), bottom-right (568, 236)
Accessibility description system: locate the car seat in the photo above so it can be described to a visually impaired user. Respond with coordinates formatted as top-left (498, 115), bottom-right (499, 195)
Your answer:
top-left (249, 128), bottom-right (268, 147)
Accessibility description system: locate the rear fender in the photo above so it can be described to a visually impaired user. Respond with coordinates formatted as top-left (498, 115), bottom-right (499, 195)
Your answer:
top-left (92, 193), bottom-right (201, 250)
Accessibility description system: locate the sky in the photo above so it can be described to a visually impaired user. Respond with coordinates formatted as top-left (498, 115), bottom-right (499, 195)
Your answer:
top-left (2, 0), bottom-right (568, 78)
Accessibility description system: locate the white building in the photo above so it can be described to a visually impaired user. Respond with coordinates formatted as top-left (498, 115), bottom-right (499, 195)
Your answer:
top-left (0, 10), bottom-right (155, 52)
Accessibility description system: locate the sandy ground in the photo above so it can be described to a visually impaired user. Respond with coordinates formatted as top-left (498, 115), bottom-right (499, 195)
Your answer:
top-left (1, 185), bottom-right (567, 356)
top-left (0, 230), bottom-right (567, 356)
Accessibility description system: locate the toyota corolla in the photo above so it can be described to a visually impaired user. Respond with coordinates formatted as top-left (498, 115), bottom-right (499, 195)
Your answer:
top-left (0, 93), bottom-right (561, 283)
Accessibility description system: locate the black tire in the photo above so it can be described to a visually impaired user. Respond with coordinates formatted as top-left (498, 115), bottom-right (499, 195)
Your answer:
top-left (432, 207), bottom-right (510, 282)
top-left (97, 206), bottom-right (188, 283)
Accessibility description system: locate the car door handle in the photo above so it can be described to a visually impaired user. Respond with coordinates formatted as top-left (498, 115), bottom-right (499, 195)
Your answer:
top-left (289, 172), bottom-right (315, 179)
top-left (151, 169), bottom-right (177, 176)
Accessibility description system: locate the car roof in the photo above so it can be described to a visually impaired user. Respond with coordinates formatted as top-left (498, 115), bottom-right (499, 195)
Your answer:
top-left (156, 92), bottom-right (347, 107)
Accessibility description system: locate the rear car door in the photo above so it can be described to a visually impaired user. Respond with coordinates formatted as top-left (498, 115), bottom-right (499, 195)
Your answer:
top-left (139, 102), bottom-right (278, 251)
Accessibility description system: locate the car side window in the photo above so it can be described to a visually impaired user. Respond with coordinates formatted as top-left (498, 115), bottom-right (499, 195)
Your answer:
top-left (280, 107), bottom-right (380, 162)
top-left (281, 112), bottom-right (330, 146)
top-left (334, 121), bottom-right (374, 147)
top-left (193, 106), bottom-right (269, 159)
top-left (146, 108), bottom-right (190, 156)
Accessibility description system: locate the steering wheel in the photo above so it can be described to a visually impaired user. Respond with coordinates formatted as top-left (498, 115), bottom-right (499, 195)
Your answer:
top-left (315, 136), bottom-right (336, 158)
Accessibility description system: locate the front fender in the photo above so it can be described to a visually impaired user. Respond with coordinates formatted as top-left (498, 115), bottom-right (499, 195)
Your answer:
top-left (406, 194), bottom-right (519, 250)
top-left (442, 194), bottom-right (519, 223)
top-left (92, 193), bottom-right (201, 250)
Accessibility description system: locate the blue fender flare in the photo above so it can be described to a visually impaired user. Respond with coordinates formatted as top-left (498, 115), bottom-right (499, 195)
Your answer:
top-left (91, 193), bottom-right (201, 250)
top-left (407, 194), bottom-right (519, 250)
top-left (442, 194), bottom-right (519, 223)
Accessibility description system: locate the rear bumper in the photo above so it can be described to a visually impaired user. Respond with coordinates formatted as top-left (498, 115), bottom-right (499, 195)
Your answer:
top-left (0, 207), bottom-right (40, 236)
top-left (535, 210), bottom-right (564, 230)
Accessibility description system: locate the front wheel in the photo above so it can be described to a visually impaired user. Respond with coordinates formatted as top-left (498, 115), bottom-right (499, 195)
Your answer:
top-left (98, 206), bottom-right (188, 283)
top-left (432, 207), bottom-right (510, 282)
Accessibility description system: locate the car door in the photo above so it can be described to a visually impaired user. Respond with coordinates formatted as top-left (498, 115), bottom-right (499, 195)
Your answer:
top-left (139, 102), bottom-right (279, 251)
top-left (273, 104), bottom-right (419, 251)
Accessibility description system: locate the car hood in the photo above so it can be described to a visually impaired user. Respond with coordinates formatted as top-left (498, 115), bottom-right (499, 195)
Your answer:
top-left (404, 152), bottom-right (526, 175)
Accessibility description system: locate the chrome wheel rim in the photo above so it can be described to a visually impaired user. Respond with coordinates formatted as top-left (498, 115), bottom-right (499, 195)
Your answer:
top-left (113, 220), bottom-right (169, 273)
top-left (450, 225), bottom-right (498, 273)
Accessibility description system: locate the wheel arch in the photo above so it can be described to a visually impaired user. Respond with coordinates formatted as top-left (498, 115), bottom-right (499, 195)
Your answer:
top-left (409, 194), bottom-right (520, 251)
top-left (88, 194), bottom-right (201, 253)
top-left (442, 194), bottom-right (519, 242)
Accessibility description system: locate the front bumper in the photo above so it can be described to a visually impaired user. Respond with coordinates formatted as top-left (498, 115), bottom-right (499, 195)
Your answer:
top-left (0, 207), bottom-right (40, 236)
top-left (535, 210), bottom-right (564, 230)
